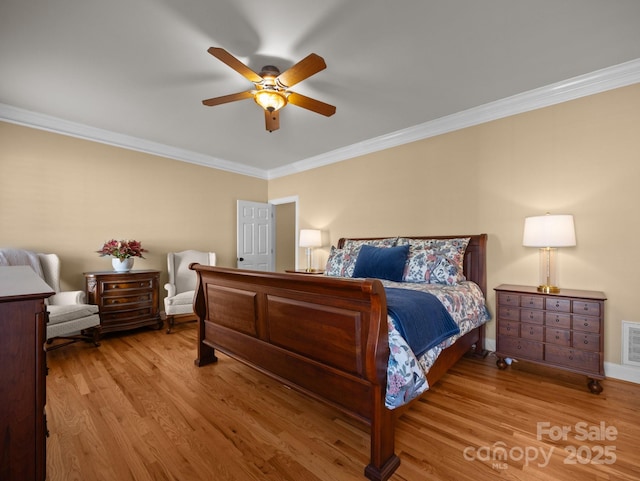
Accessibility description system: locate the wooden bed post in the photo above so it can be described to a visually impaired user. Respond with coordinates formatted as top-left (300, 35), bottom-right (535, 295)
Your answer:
top-left (363, 277), bottom-right (400, 481)
top-left (365, 388), bottom-right (400, 481)
top-left (191, 263), bottom-right (218, 367)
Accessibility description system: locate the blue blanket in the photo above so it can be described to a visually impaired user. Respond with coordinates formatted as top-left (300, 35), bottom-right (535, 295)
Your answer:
top-left (385, 287), bottom-right (460, 358)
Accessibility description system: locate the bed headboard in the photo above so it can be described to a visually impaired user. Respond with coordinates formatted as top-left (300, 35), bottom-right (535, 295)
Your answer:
top-left (337, 234), bottom-right (488, 296)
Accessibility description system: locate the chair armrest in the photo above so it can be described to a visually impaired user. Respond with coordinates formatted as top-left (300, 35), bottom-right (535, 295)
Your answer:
top-left (49, 290), bottom-right (86, 305)
top-left (164, 283), bottom-right (177, 298)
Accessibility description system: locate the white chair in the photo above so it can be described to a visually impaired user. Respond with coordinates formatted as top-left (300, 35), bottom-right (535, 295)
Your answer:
top-left (0, 249), bottom-right (101, 350)
top-left (164, 250), bottom-right (216, 333)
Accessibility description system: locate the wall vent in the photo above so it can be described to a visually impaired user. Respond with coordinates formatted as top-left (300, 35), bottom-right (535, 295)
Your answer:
top-left (622, 321), bottom-right (640, 367)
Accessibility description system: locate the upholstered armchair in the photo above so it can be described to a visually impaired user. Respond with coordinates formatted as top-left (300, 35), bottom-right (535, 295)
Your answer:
top-left (164, 250), bottom-right (216, 333)
top-left (38, 253), bottom-right (101, 349)
top-left (0, 249), bottom-right (101, 350)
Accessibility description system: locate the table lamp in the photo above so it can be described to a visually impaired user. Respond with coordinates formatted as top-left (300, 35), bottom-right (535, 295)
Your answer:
top-left (522, 213), bottom-right (576, 293)
top-left (299, 229), bottom-right (322, 272)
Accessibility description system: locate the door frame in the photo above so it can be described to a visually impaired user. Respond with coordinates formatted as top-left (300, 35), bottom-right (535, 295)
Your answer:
top-left (269, 195), bottom-right (299, 269)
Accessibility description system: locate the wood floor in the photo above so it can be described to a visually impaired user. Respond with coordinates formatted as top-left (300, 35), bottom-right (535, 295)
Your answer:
top-left (46, 324), bottom-right (640, 481)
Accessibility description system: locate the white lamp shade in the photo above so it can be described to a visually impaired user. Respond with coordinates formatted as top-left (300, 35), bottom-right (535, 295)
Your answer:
top-left (522, 214), bottom-right (576, 247)
top-left (299, 229), bottom-right (322, 248)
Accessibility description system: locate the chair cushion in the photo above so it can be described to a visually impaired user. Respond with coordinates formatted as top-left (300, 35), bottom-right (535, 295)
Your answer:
top-left (47, 314), bottom-right (100, 339)
top-left (47, 304), bottom-right (99, 326)
top-left (165, 290), bottom-right (195, 307)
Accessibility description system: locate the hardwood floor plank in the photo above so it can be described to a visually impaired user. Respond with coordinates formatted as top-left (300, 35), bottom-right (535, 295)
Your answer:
top-left (46, 326), bottom-right (640, 481)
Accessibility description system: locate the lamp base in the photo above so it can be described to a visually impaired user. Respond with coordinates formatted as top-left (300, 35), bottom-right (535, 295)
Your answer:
top-left (537, 285), bottom-right (560, 294)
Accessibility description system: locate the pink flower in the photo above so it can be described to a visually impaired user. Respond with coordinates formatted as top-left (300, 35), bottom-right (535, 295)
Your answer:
top-left (97, 239), bottom-right (146, 260)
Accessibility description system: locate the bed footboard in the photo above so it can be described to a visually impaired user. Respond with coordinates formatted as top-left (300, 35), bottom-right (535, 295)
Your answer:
top-left (191, 265), bottom-right (399, 481)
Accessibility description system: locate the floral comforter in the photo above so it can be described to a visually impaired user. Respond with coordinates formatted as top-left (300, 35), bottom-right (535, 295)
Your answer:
top-left (382, 280), bottom-right (491, 408)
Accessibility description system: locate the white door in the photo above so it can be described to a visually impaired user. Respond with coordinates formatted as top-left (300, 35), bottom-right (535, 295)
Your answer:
top-left (237, 200), bottom-right (275, 271)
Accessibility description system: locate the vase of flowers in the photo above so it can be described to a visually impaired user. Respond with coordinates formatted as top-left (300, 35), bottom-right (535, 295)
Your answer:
top-left (97, 239), bottom-right (146, 273)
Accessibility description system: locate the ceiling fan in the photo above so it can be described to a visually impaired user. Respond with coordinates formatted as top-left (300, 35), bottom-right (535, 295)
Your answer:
top-left (202, 47), bottom-right (336, 132)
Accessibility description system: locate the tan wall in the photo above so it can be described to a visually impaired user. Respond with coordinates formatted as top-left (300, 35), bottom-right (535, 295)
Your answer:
top-left (0, 122), bottom-right (267, 292)
top-left (269, 83), bottom-right (640, 367)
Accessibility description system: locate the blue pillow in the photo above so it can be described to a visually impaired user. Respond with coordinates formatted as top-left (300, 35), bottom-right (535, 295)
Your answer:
top-left (352, 244), bottom-right (409, 282)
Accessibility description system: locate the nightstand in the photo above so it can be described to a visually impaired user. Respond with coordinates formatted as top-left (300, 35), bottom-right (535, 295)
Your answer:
top-left (494, 284), bottom-right (606, 393)
top-left (84, 270), bottom-right (163, 334)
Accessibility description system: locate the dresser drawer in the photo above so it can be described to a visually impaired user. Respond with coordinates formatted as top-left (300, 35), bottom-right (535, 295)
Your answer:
top-left (520, 323), bottom-right (544, 341)
top-left (499, 320), bottom-right (520, 337)
top-left (100, 306), bottom-right (156, 322)
top-left (572, 315), bottom-right (600, 333)
top-left (520, 308), bottom-right (544, 324)
top-left (498, 292), bottom-right (520, 307)
top-left (545, 328), bottom-right (571, 346)
top-left (102, 279), bottom-right (154, 291)
top-left (572, 300), bottom-right (600, 317)
top-left (498, 306), bottom-right (520, 321)
top-left (498, 336), bottom-right (543, 361)
top-left (545, 297), bottom-right (571, 312)
top-left (545, 344), bottom-right (600, 372)
top-left (101, 292), bottom-right (154, 309)
top-left (520, 295), bottom-right (544, 310)
top-left (545, 312), bottom-right (571, 329)
top-left (572, 332), bottom-right (600, 351)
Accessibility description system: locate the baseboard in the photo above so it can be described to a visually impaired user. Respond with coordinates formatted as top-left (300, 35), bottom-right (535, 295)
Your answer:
top-left (484, 338), bottom-right (496, 352)
top-left (603, 362), bottom-right (640, 384)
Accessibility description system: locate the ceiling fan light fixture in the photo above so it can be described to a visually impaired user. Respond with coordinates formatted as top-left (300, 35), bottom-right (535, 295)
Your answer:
top-left (254, 89), bottom-right (287, 112)
top-left (203, 48), bottom-right (335, 131)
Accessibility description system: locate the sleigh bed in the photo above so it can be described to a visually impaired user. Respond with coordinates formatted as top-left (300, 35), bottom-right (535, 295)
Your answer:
top-left (191, 234), bottom-right (489, 481)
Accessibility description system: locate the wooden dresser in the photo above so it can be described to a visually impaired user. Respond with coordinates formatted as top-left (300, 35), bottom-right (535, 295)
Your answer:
top-left (0, 266), bottom-right (54, 481)
top-left (494, 284), bottom-right (606, 393)
top-left (84, 270), bottom-right (163, 334)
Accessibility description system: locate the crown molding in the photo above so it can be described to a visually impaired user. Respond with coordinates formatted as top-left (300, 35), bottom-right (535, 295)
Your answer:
top-left (267, 58), bottom-right (640, 179)
top-left (0, 103), bottom-right (268, 179)
top-left (2, 58), bottom-right (639, 181)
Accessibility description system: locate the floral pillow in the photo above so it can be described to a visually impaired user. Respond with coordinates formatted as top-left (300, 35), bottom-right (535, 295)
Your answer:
top-left (401, 237), bottom-right (470, 285)
top-left (341, 237), bottom-right (398, 251)
top-left (325, 246), bottom-right (359, 277)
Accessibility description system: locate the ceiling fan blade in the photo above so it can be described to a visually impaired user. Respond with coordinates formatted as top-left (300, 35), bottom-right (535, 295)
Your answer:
top-left (276, 53), bottom-right (326, 88)
top-left (207, 47), bottom-right (263, 83)
top-left (265, 110), bottom-right (280, 132)
top-left (202, 91), bottom-right (253, 106)
top-left (287, 92), bottom-right (336, 117)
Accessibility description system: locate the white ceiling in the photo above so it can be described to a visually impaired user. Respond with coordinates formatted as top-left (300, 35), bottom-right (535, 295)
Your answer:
top-left (1, 0), bottom-right (640, 179)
